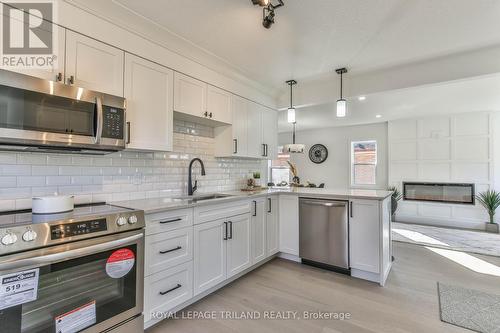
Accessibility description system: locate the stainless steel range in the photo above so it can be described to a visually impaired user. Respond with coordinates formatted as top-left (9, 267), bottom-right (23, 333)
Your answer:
top-left (0, 203), bottom-right (145, 333)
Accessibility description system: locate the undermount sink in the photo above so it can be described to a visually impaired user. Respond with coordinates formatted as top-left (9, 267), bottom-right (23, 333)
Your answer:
top-left (177, 194), bottom-right (234, 202)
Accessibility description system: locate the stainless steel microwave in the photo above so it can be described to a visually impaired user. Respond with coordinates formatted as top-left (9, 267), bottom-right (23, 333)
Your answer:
top-left (0, 69), bottom-right (126, 154)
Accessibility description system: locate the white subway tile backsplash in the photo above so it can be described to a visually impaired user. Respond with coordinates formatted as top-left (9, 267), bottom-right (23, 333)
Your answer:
top-left (0, 120), bottom-right (261, 211)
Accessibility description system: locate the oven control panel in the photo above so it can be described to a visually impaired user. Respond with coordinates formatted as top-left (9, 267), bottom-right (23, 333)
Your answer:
top-left (51, 219), bottom-right (108, 240)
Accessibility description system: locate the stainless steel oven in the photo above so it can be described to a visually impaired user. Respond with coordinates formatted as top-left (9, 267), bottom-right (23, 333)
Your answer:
top-left (0, 204), bottom-right (145, 333)
top-left (0, 69), bottom-right (126, 154)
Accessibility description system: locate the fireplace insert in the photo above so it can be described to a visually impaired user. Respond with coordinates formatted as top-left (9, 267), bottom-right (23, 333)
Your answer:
top-left (403, 182), bottom-right (475, 205)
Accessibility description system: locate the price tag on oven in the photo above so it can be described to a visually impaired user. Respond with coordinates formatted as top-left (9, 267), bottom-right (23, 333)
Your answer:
top-left (0, 268), bottom-right (39, 310)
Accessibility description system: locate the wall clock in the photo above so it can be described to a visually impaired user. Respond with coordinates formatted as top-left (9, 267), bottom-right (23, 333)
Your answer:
top-left (309, 144), bottom-right (328, 164)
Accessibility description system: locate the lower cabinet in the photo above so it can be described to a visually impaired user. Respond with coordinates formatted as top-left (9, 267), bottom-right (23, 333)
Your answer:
top-left (349, 199), bottom-right (380, 274)
top-left (144, 261), bottom-right (193, 322)
top-left (193, 214), bottom-right (252, 295)
top-left (266, 196), bottom-right (279, 256)
top-left (278, 195), bottom-right (299, 255)
top-left (251, 198), bottom-right (266, 264)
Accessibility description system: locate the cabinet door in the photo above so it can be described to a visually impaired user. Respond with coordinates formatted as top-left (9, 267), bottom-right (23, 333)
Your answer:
top-left (65, 31), bottom-right (124, 96)
top-left (226, 214), bottom-right (252, 278)
top-left (349, 199), bottom-right (380, 273)
top-left (124, 54), bottom-right (173, 151)
top-left (262, 108), bottom-right (278, 160)
top-left (278, 195), bottom-right (299, 255)
top-left (173, 72), bottom-right (206, 118)
top-left (266, 196), bottom-right (279, 256)
top-left (251, 198), bottom-right (266, 264)
top-left (207, 85), bottom-right (231, 124)
top-left (5, 25), bottom-right (66, 82)
top-left (231, 95), bottom-right (248, 157)
top-left (193, 219), bottom-right (226, 295)
top-left (246, 101), bottom-right (263, 158)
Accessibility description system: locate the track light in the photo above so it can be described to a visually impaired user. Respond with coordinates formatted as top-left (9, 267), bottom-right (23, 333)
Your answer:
top-left (251, 0), bottom-right (284, 29)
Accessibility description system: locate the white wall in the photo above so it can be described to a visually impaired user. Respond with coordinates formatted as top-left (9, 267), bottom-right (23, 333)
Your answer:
top-left (389, 112), bottom-right (500, 230)
top-left (278, 123), bottom-right (388, 190)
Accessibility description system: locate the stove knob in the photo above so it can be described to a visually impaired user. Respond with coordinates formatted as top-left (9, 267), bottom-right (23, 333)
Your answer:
top-left (128, 215), bottom-right (138, 224)
top-left (1, 232), bottom-right (18, 246)
top-left (116, 216), bottom-right (127, 226)
top-left (22, 230), bottom-right (37, 242)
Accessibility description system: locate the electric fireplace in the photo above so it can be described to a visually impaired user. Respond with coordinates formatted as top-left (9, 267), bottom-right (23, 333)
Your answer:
top-left (403, 182), bottom-right (475, 205)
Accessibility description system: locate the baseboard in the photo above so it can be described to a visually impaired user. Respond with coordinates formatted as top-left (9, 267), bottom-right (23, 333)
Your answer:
top-left (277, 252), bottom-right (301, 262)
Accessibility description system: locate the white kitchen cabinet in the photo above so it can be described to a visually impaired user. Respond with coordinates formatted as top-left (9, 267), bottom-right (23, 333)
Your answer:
top-left (279, 195), bottom-right (299, 256)
top-left (266, 196), bottom-right (279, 256)
top-left (144, 261), bottom-right (193, 322)
top-left (226, 214), bottom-right (252, 278)
top-left (193, 219), bottom-right (227, 295)
top-left (207, 85), bottom-right (232, 124)
top-left (262, 107), bottom-right (278, 160)
top-left (6, 25), bottom-right (66, 82)
top-left (174, 72), bottom-right (206, 119)
top-left (124, 54), bottom-right (173, 151)
top-left (349, 199), bottom-right (380, 274)
top-left (213, 95), bottom-right (248, 157)
top-left (251, 198), bottom-right (266, 264)
top-left (65, 31), bottom-right (124, 96)
top-left (247, 101), bottom-right (263, 158)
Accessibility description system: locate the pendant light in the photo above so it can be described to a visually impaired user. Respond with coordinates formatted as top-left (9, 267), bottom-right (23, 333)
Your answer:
top-left (336, 67), bottom-right (347, 118)
top-left (283, 80), bottom-right (305, 154)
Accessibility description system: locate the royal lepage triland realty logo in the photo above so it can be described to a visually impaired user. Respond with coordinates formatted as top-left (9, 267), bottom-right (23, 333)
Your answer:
top-left (1, 0), bottom-right (58, 70)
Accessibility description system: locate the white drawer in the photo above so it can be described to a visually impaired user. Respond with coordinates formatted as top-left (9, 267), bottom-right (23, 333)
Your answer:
top-left (194, 200), bottom-right (250, 224)
top-left (146, 208), bottom-right (193, 235)
top-left (144, 261), bottom-right (193, 322)
top-left (145, 227), bottom-right (193, 276)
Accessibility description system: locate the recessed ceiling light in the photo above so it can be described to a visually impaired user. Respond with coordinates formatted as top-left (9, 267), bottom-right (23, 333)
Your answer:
top-left (376, 114), bottom-right (382, 118)
top-left (358, 96), bottom-right (366, 101)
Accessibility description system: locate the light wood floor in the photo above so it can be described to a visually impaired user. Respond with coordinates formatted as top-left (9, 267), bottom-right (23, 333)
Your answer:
top-left (147, 242), bottom-right (500, 333)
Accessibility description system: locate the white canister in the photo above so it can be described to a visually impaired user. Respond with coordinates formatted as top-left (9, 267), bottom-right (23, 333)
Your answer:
top-left (32, 195), bottom-right (74, 214)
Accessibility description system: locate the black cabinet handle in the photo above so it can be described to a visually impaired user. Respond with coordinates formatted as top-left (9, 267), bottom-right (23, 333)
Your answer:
top-left (159, 218), bottom-right (182, 224)
top-left (159, 246), bottom-right (182, 254)
top-left (265, 144), bottom-right (269, 157)
top-left (252, 200), bottom-right (257, 217)
top-left (159, 284), bottom-right (182, 295)
top-left (223, 222), bottom-right (228, 240)
top-left (126, 122), bottom-right (131, 144)
top-left (268, 198), bottom-right (272, 213)
top-left (228, 221), bottom-right (233, 240)
top-left (233, 139), bottom-right (238, 154)
top-left (262, 144), bottom-right (266, 157)
top-left (350, 202), bottom-right (353, 218)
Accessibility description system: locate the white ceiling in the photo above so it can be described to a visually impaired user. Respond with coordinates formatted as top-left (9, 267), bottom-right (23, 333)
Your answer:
top-left (114, 0), bottom-right (500, 89)
top-left (278, 74), bottom-right (500, 132)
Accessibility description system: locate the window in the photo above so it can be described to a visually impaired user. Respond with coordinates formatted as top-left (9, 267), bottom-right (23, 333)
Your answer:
top-left (268, 146), bottom-right (290, 185)
top-left (351, 140), bottom-right (377, 186)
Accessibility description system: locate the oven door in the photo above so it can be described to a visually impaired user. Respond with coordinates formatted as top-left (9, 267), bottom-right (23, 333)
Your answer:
top-left (0, 230), bottom-right (144, 333)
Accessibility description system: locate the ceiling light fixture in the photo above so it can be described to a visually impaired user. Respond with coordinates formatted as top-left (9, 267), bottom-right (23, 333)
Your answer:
top-left (335, 67), bottom-right (348, 118)
top-left (358, 96), bottom-right (366, 101)
top-left (284, 80), bottom-right (305, 154)
top-left (376, 114), bottom-right (382, 118)
top-left (251, 0), bottom-right (284, 29)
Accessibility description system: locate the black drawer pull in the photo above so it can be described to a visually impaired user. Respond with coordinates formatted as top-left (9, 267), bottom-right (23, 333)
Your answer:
top-left (159, 218), bottom-right (182, 224)
top-left (253, 200), bottom-right (257, 216)
top-left (159, 246), bottom-right (182, 254)
top-left (159, 284), bottom-right (182, 295)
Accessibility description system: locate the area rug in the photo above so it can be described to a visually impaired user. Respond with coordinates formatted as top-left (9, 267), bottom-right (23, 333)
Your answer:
top-left (438, 283), bottom-right (500, 332)
top-left (392, 222), bottom-right (500, 257)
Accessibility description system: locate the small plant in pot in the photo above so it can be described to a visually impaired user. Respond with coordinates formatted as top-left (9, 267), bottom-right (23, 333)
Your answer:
top-left (476, 190), bottom-right (500, 233)
top-left (253, 172), bottom-right (261, 187)
top-left (388, 186), bottom-right (402, 221)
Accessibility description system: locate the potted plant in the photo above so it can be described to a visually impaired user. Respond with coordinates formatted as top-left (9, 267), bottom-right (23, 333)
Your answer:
top-left (388, 186), bottom-right (402, 221)
top-left (253, 172), bottom-right (261, 187)
top-left (476, 190), bottom-right (500, 233)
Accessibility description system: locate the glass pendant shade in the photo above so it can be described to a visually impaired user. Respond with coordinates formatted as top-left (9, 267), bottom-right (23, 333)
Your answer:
top-left (287, 107), bottom-right (296, 123)
top-left (336, 98), bottom-right (347, 118)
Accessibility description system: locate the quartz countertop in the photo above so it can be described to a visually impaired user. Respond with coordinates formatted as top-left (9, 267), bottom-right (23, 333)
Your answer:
top-left (113, 188), bottom-right (393, 214)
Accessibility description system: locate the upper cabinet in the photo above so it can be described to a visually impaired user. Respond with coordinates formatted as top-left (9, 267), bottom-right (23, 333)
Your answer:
top-left (174, 72), bottom-right (231, 125)
top-left (124, 54), bottom-right (174, 151)
top-left (65, 31), bottom-right (124, 96)
top-left (246, 101), bottom-right (263, 158)
top-left (262, 107), bottom-right (278, 160)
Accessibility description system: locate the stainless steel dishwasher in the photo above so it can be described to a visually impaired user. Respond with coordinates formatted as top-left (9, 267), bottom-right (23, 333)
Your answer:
top-left (299, 198), bottom-right (349, 273)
